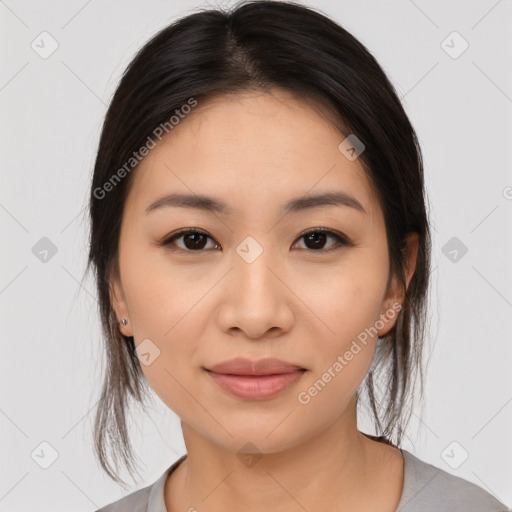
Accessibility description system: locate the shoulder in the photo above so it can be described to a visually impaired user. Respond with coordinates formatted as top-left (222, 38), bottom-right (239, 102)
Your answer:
top-left (94, 455), bottom-right (187, 512)
top-left (93, 483), bottom-right (152, 512)
top-left (397, 449), bottom-right (510, 512)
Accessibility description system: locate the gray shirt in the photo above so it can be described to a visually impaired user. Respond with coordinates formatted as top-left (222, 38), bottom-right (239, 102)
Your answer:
top-left (95, 448), bottom-right (510, 511)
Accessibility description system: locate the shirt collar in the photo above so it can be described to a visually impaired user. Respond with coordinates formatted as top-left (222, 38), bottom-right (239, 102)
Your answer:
top-left (147, 454), bottom-right (188, 512)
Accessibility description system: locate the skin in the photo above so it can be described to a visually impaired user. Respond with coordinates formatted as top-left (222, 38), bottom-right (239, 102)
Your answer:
top-left (110, 87), bottom-right (418, 512)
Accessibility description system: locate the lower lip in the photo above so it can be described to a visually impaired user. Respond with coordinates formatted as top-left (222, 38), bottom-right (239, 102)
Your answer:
top-left (206, 369), bottom-right (306, 400)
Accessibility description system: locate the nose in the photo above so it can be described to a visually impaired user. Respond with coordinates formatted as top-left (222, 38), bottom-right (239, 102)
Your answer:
top-left (216, 241), bottom-right (294, 339)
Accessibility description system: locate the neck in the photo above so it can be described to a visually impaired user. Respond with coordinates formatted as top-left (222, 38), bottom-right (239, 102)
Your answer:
top-left (165, 397), bottom-right (402, 512)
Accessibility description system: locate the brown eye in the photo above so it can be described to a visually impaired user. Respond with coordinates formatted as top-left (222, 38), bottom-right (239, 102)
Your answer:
top-left (160, 229), bottom-right (220, 251)
top-left (160, 228), bottom-right (350, 254)
top-left (294, 229), bottom-right (350, 252)
top-left (181, 232), bottom-right (208, 250)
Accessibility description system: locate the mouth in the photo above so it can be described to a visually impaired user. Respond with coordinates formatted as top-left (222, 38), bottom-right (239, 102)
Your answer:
top-left (202, 357), bottom-right (308, 400)
top-left (204, 357), bottom-right (307, 376)
top-left (204, 368), bottom-right (307, 401)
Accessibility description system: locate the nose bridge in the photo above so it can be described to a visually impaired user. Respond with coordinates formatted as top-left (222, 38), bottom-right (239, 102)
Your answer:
top-left (215, 233), bottom-right (292, 337)
top-left (233, 234), bottom-right (280, 301)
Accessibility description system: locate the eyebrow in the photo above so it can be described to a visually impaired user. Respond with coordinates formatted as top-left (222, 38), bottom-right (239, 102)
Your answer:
top-left (145, 191), bottom-right (366, 216)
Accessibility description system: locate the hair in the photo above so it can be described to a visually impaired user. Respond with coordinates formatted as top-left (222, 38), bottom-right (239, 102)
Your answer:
top-left (84, 0), bottom-right (432, 487)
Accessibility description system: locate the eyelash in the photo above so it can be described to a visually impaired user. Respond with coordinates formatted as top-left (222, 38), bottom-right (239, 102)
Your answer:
top-left (158, 228), bottom-right (352, 254)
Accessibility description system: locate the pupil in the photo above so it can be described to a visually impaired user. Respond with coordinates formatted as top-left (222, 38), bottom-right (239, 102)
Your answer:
top-left (185, 233), bottom-right (206, 250)
top-left (306, 232), bottom-right (326, 249)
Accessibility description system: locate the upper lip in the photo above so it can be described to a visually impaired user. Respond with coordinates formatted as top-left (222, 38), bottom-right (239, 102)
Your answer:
top-left (204, 357), bottom-right (306, 376)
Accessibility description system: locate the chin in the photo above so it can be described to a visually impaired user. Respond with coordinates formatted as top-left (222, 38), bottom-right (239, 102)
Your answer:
top-left (203, 421), bottom-right (309, 456)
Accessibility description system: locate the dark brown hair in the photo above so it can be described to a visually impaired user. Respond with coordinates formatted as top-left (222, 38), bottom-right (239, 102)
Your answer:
top-left (84, 0), bottom-right (432, 487)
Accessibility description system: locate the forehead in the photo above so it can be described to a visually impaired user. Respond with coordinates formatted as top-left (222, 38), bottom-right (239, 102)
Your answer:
top-left (126, 89), bottom-right (380, 221)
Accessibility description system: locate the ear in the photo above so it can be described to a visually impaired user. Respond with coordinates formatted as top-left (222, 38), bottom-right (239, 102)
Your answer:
top-left (109, 272), bottom-right (134, 337)
top-left (377, 232), bottom-right (419, 337)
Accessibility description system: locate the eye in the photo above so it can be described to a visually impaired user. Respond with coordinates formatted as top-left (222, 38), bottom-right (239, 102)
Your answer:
top-left (160, 227), bottom-right (351, 253)
top-left (293, 228), bottom-right (351, 252)
top-left (159, 228), bottom-right (220, 252)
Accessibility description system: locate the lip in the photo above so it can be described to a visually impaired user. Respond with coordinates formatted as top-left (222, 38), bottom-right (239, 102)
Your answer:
top-left (205, 357), bottom-right (306, 375)
top-left (204, 357), bottom-right (307, 401)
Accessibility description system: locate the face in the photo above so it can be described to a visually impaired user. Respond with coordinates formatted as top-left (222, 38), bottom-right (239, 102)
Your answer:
top-left (110, 88), bottom-right (417, 454)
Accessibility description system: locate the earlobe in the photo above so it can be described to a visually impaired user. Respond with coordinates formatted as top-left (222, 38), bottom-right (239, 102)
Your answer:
top-left (377, 275), bottom-right (403, 338)
top-left (109, 276), bottom-right (133, 337)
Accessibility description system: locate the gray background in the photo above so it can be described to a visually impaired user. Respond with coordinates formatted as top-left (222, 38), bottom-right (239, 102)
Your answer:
top-left (1, 0), bottom-right (511, 510)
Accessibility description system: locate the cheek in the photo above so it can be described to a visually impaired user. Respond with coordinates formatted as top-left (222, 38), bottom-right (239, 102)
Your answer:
top-left (298, 250), bottom-right (389, 339)
top-left (296, 251), bottom-right (388, 387)
top-left (120, 238), bottom-right (210, 339)
top-left (123, 264), bottom-right (206, 415)
top-left (118, 243), bottom-right (210, 399)
top-left (294, 272), bottom-right (385, 422)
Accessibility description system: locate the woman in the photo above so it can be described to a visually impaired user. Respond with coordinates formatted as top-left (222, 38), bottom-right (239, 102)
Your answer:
top-left (87, 1), bottom-right (510, 510)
